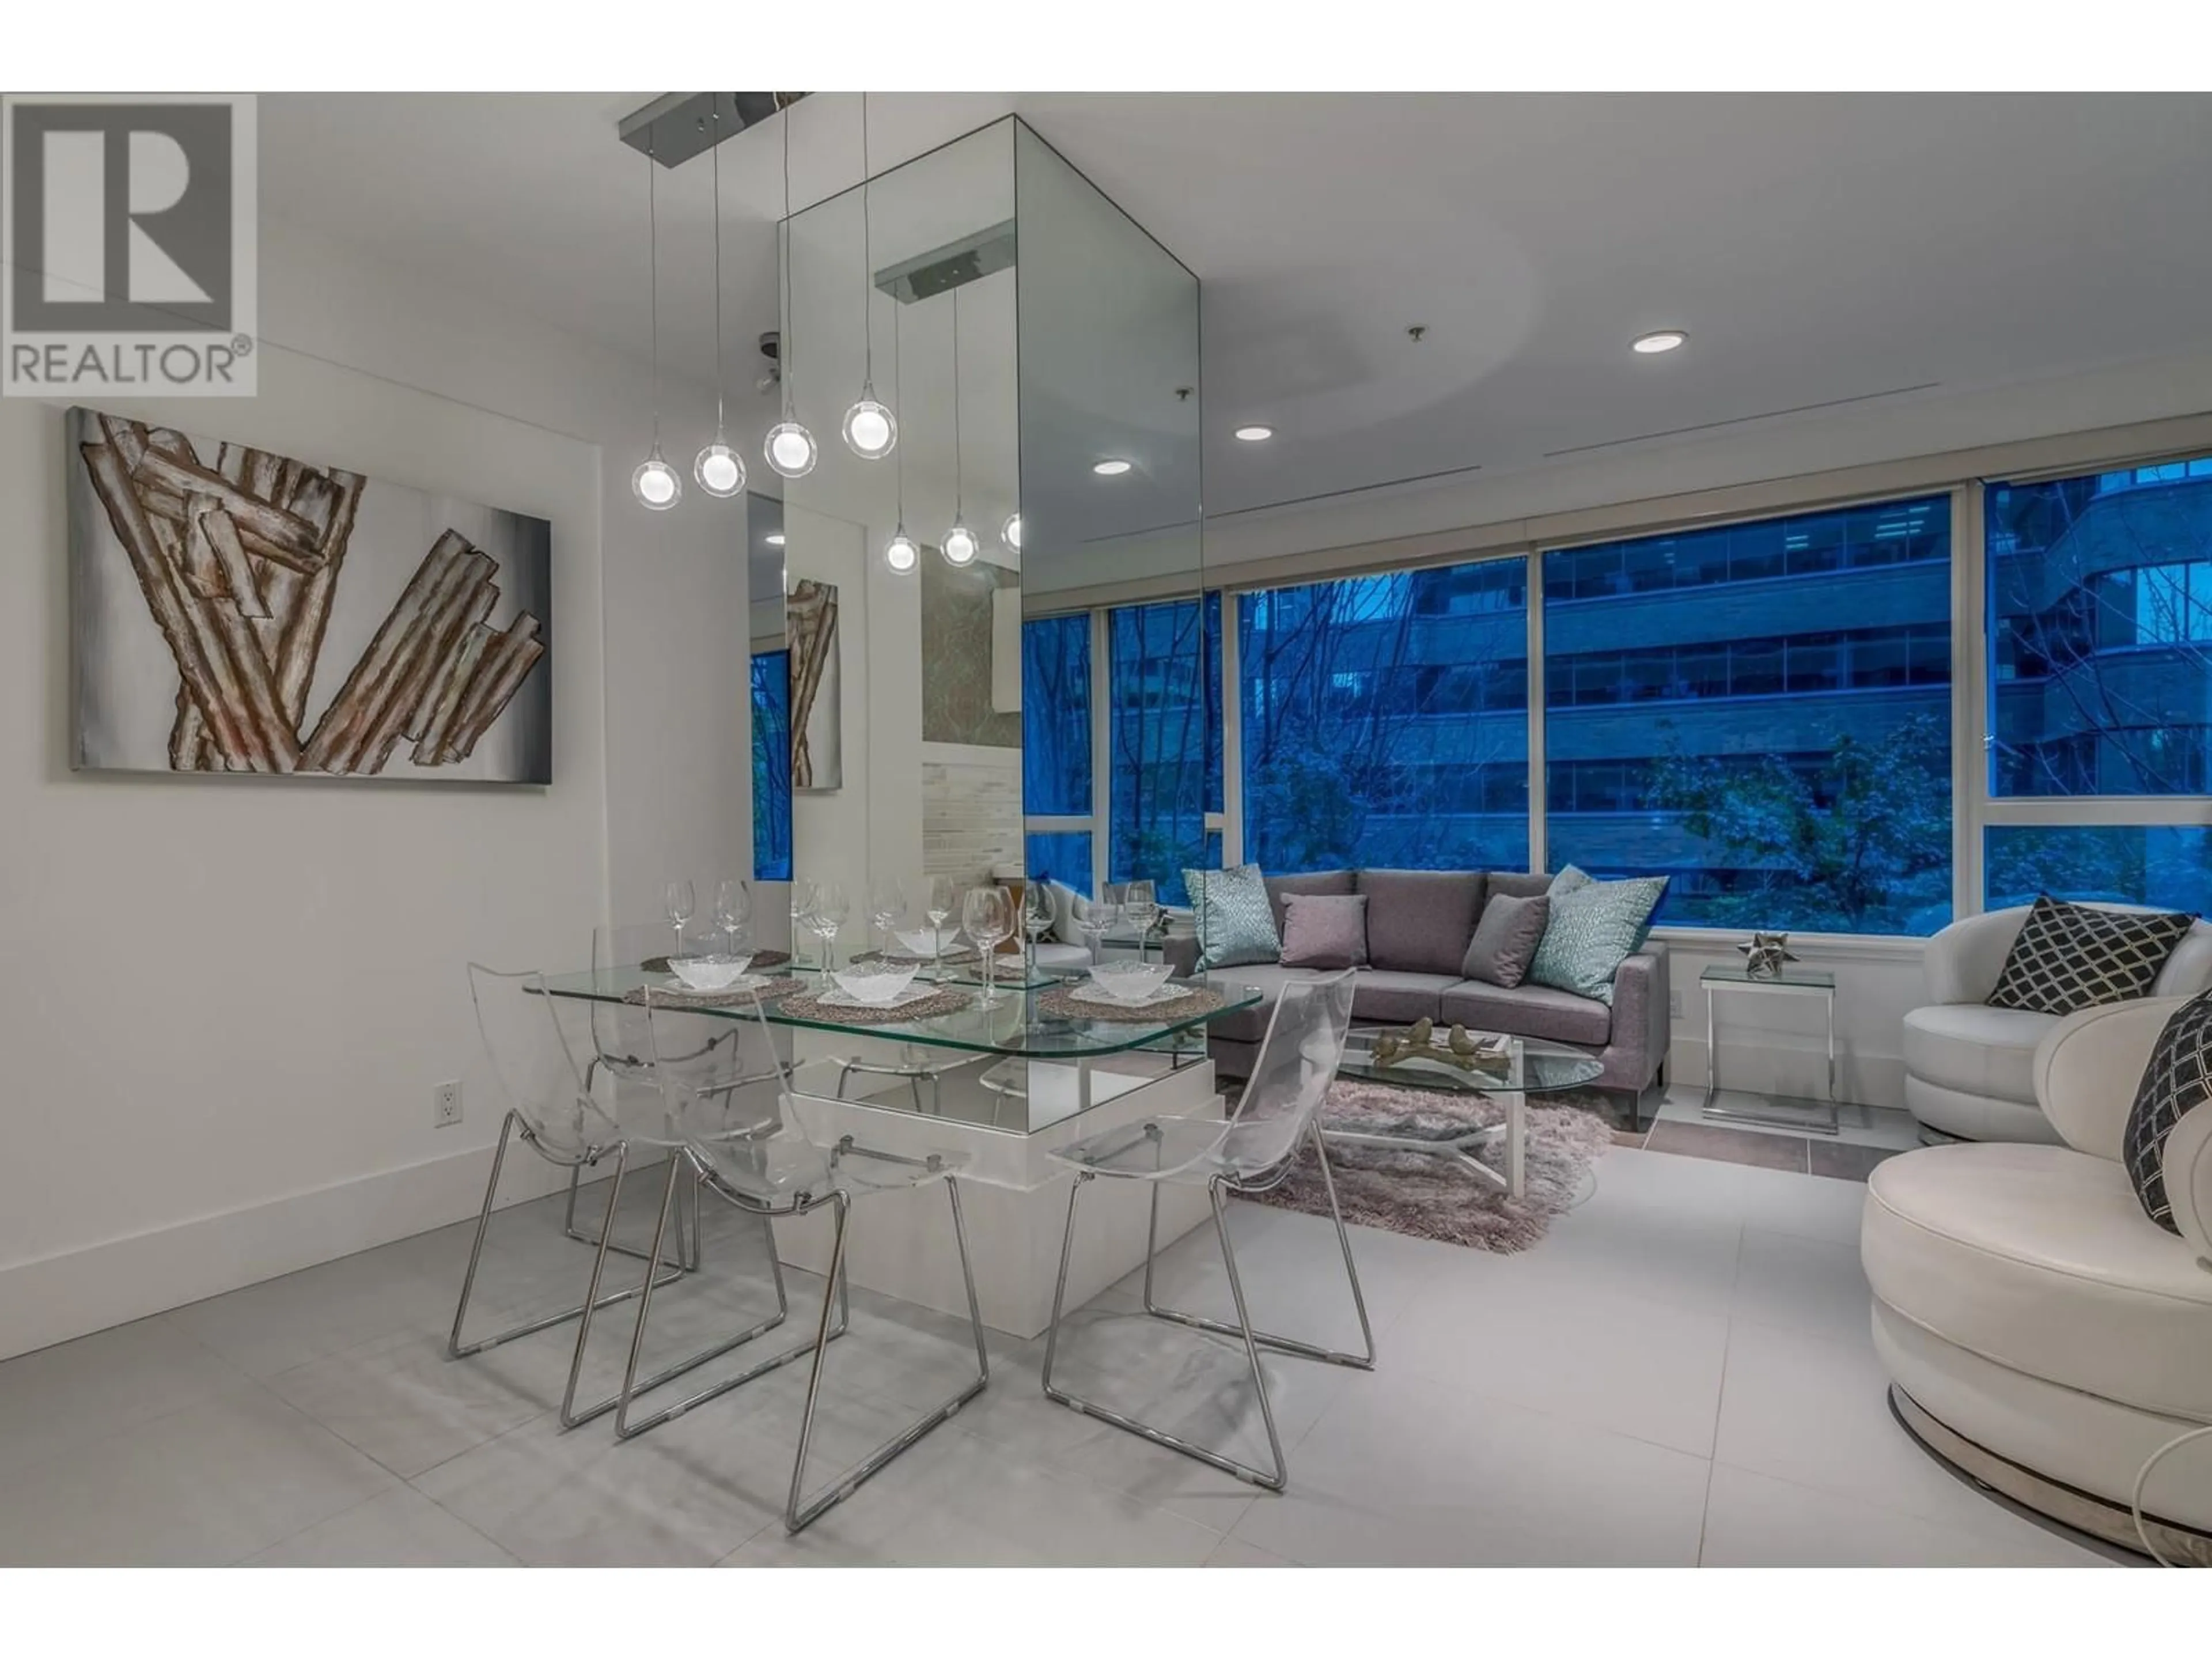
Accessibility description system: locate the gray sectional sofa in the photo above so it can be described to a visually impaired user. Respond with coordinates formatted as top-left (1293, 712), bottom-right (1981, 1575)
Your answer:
top-left (1162, 868), bottom-right (1670, 1115)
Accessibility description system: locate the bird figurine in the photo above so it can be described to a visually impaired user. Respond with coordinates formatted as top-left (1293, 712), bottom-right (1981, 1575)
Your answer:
top-left (1739, 931), bottom-right (1798, 980)
top-left (1372, 1032), bottom-right (1404, 1065)
top-left (1408, 1017), bottom-right (1434, 1051)
top-left (1448, 1024), bottom-right (1479, 1056)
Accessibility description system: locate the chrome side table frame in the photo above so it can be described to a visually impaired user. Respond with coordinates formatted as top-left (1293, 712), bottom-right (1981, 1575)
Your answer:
top-left (1700, 967), bottom-right (1840, 1135)
top-left (1039, 1120), bottom-right (1374, 1491)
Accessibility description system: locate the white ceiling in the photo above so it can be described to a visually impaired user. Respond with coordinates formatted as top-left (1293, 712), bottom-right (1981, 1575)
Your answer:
top-left (259, 91), bottom-right (2212, 521)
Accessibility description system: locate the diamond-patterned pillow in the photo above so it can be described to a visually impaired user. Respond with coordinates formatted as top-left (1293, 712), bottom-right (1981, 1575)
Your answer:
top-left (1984, 895), bottom-right (2196, 1016)
top-left (2124, 988), bottom-right (2212, 1235)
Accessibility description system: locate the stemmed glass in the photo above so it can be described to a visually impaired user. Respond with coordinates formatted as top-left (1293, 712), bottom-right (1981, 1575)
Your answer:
top-left (869, 877), bottom-right (908, 961)
top-left (1020, 882), bottom-right (1057, 979)
top-left (1122, 879), bottom-right (1160, 966)
top-left (927, 876), bottom-right (957, 982)
top-left (713, 877), bottom-right (752, 958)
top-left (1078, 889), bottom-right (1121, 968)
top-left (663, 878), bottom-right (696, 961)
top-left (962, 884), bottom-right (1013, 1007)
top-left (789, 880), bottom-right (817, 974)
top-left (810, 881), bottom-right (850, 985)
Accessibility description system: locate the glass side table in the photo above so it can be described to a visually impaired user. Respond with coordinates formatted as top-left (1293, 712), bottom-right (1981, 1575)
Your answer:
top-left (1700, 963), bottom-right (1839, 1135)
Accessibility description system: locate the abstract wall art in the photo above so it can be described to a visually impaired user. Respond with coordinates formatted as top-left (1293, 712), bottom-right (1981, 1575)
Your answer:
top-left (68, 407), bottom-right (552, 783)
top-left (787, 576), bottom-right (841, 791)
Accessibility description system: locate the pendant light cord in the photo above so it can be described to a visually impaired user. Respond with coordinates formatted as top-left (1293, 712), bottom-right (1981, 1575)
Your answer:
top-left (646, 143), bottom-right (661, 446)
top-left (781, 107), bottom-right (796, 422)
top-left (952, 282), bottom-right (963, 517)
top-left (893, 291), bottom-right (905, 527)
top-left (710, 109), bottom-right (725, 435)
top-left (860, 93), bottom-right (874, 390)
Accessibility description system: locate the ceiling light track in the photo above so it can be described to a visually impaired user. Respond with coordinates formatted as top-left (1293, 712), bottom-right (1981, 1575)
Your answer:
top-left (619, 92), bottom-right (808, 168)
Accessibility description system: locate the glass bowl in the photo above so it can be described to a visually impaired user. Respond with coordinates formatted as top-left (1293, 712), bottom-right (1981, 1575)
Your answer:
top-left (893, 927), bottom-right (959, 958)
top-left (832, 963), bottom-right (919, 1006)
top-left (669, 954), bottom-right (752, 992)
top-left (1086, 960), bottom-right (1176, 1003)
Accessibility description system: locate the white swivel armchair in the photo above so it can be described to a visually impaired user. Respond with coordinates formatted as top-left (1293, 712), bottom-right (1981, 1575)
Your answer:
top-left (1865, 997), bottom-right (2212, 1563)
top-left (1903, 903), bottom-right (2212, 1143)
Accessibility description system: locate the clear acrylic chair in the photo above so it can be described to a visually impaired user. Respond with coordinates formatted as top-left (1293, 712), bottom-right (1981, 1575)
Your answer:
top-left (611, 989), bottom-right (990, 1533)
top-left (448, 965), bottom-right (690, 1423)
top-left (830, 1042), bottom-right (970, 1114)
top-left (1040, 968), bottom-right (1370, 1491)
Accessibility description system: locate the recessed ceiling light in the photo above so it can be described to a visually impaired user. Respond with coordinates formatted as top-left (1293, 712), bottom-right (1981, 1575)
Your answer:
top-left (764, 532), bottom-right (786, 546)
top-left (1234, 425), bottom-right (1274, 442)
top-left (1092, 459), bottom-right (1132, 476)
top-left (1632, 329), bottom-right (1687, 355)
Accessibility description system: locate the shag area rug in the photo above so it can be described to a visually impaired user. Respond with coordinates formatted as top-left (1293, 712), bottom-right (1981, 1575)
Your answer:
top-left (1244, 1078), bottom-right (1614, 1252)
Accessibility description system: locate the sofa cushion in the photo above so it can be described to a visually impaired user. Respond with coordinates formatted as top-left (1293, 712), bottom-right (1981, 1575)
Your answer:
top-left (2124, 987), bottom-right (2212, 1234)
top-left (1357, 869), bottom-right (1487, 976)
top-left (1349, 969), bottom-right (1455, 1026)
top-left (1279, 892), bottom-right (1370, 968)
top-left (1987, 893), bottom-right (2198, 1016)
top-left (1262, 870), bottom-right (1355, 938)
top-left (1901, 1002), bottom-right (2055, 1105)
top-left (1862, 1141), bottom-right (2212, 1421)
top-left (1184, 863), bottom-right (1281, 970)
top-left (1440, 979), bottom-right (1613, 1048)
top-left (1463, 892), bottom-right (1549, 987)
top-left (1484, 871), bottom-right (1553, 902)
top-left (1526, 869), bottom-right (1668, 1005)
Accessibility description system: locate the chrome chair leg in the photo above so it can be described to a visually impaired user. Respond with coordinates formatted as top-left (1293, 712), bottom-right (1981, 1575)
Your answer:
top-left (785, 1177), bottom-right (990, 1534)
top-left (1139, 1126), bottom-right (1376, 1370)
top-left (601, 1173), bottom-right (849, 1440)
top-left (448, 1118), bottom-right (685, 1364)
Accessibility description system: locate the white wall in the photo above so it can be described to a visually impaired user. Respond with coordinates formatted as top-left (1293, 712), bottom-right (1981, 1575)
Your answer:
top-left (0, 218), bottom-right (753, 1360)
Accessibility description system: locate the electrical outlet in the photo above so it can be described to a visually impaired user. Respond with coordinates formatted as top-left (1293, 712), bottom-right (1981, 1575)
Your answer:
top-left (433, 1080), bottom-right (463, 1129)
top-left (1668, 989), bottom-right (1683, 1018)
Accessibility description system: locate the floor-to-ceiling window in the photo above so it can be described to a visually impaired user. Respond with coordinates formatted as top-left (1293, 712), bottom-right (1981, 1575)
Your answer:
top-left (1542, 496), bottom-right (1955, 934)
top-left (1108, 594), bottom-right (1221, 906)
top-left (1021, 612), bottom-right (1093, 895)
top-left (1238, 559), bottom-right (1529, 873)
top-left (1984, 453), bottom-right (2212, 908)
top-left (751, 650), bottom-right (791, 883)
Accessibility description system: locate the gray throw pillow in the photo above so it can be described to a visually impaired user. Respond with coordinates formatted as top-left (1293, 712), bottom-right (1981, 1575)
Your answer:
top-left (1463, 892), bottom-right (1549, 988)
top-left (1527, 869), bottom-right (1669, 1005)
top-left (1280, 893), bottom-right (1370, 968)
top-left (1184, 863), bottom-right (1281, 971)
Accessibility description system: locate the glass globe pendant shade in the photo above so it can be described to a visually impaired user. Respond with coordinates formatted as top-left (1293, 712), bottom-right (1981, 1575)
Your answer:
top-left (1001, 512), bottom-right (1023, 552)
top-left (842, 393), bottom-right (897, 460)
top-left (694, 438), bottom-right (745, 498)
top-left (764, 420), bottom-right (818, 479)
top-left (941, 520), bottom-right (979, 567)
top-left (631, 445), bottom-right (681, 511)
top-left (884, 528), bottom-right (919, 574)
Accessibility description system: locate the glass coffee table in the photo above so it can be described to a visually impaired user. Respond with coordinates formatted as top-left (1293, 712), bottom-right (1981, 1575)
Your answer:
top-left (1328, 1029), bottom-right (1604, 1200)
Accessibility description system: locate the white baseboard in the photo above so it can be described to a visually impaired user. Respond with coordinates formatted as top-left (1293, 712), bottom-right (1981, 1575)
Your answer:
top-left (0, 1138), bottom-right (590, 1363)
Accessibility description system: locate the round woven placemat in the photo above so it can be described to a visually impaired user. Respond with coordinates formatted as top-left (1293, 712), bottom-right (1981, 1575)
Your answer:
top-left (1035, 983), bottom-right (1225, 1024)
top-left (622, 975), bottom-right (801, 1010)
top-left (775, 986), bottom-right (976, 1025)
top-left (641, 948), bottom-right (791, 974)
top-left (851, 946), bottom-right (979, 967)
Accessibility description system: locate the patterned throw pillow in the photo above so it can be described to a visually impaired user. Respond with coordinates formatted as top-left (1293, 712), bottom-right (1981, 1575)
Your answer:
top-left (2124, 987), bottom-right (2212, 1235)
top-left (1526, 868), bottom-right (1668, 1006)
top-left (1985, 895), bottom-right (2196, 1016)
top-left (1184, 863), bottom-right (1281, 971)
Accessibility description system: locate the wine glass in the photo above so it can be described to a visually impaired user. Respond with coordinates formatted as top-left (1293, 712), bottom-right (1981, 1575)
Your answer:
top-left (962, 884), bottom-right (1013, 1007)
top-left (1122, 879), bottom-right (1159, 966)
top-left (1020, 882), bottom-right (1057, 978)
top-left (868, 877), bottom-right (908, 960)
top-left (789, 879), bottom-right (817, 974)
top-left (927, 875), bottom-right (957, 979)
top-left (1078, 889), bottom-right (1121, 968)
top-left (663, 878), bottom-right (696, 961)
top-left (810, 880), bottom-right (849, 984)
top-left (713, 877), bottom-right (752, 957)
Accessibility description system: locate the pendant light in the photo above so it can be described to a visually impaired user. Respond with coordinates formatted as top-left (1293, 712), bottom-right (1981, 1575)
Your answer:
top-left (764, 101), bottom-right (818, 480)
top-left (630, 141), bottom-right (680, 510)
top-left (693, 106), bottom-right (745, 498)
top-left (842, 93), bottom-right (896, 461)
top-left (1000, 512), bottom-right (1022, 552)
top-left (941, 282), bottom-right (977, 566)
top-left (883, 286), bottom-right (919, 573)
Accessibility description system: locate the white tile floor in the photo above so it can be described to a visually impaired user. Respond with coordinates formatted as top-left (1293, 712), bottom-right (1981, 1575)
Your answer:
top-left (0, 1145), bottom-right (2121, 1567)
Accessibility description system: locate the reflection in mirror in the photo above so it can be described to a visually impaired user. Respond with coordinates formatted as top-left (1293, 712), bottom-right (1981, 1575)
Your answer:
top-left (748, 494), bottom-right (792, 955)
